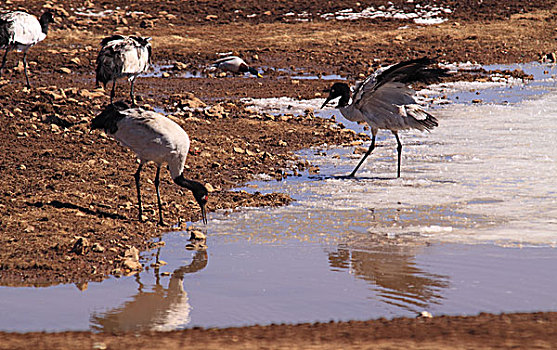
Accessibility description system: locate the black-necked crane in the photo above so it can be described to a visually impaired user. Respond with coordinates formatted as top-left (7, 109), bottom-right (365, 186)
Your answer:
top-left (212, 55), bottom-right (262, 77)
top-left (321, 57), bottom-right (449, 178)
top-left (95, 35), bottom-right (152, 106)
top-left (91, 102), bottom-right (209, 226)
top-left (0, 10), bottom-right (54, 88)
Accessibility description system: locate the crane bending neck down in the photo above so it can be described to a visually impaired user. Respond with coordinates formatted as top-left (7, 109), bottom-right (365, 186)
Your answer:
top-left (91, 102), bottom-right (208, 225)
top-left (174, 175), bottom-right (208, 225)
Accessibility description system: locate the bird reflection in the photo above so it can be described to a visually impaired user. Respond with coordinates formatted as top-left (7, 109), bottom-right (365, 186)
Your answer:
top-left (328, 243), bottom-right (448, 312)
top-left (90, 249), bottom-right (208, 332)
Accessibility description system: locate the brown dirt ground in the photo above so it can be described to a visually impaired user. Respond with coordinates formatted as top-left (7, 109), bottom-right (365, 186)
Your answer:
top-left (0, 0), bottom-right (556, 348)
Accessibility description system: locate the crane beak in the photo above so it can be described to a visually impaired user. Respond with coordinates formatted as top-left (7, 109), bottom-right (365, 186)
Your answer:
top-left (321, 96), bottom-right (333, 109)
top-left (257, 73), bottom-right (263, 78)
top-left (200, 205), bottom-right (207, 225)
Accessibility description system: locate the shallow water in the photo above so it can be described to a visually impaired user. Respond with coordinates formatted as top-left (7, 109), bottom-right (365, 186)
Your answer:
top-left (143, 64), bottom-right (205, 79)
top-left (1, 63), bottom-right (556, 332)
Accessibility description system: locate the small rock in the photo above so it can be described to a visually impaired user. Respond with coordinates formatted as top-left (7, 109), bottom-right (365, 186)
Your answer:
top-left (205, 14), bottom-right (218, 20)
top-left (71, 237), bottom-right (89, 255)
top-left (70, 57), bottom-right (81, 65)
top-left (58, 67), bottom-right (72, 74)
top-left (279, 115), bottom-right (291, 122)
top-left (541, 52), bottom-right (556, 63)
top-left (205, 183), bottom-right (215, 192)
top-left (75, 282), bottom-right (88, 291)
top-left (162, 72), bottom-right (171, 78)
top-left (308, 166), bottom-right (320, 174)
top-left (173, 62), bottom-right (188, 70)
top-left (79, 89), bottom-right (105, 99)
top-left (92, 342), bottom-right (107, 350)
top-left (233, 146), bottom-right (245, 154)
top-left (14, 61), bottom-right (24, 72)
top-left (140, 19), bottom-right (154, 28)
top-left (123, 258), bottom-right (142, 270)
top-left (278, 140), bottom-right (288, 147)
top-left (51, 6), bottom-right (69, 17)
top-left (417, 311), bottom-right (433, 318)
top-left (205, 104), bottom-right (227, 118)
top-left (44, 90), bottom-right (64, 100)
top-left (123, 246), bottom-right (139, 261)
top-left (178, 93), bottom-right (206, 109)
top-left (92, 243), bottom-right (105, 253)
top-left (353, 146), bottom-right (368, 154)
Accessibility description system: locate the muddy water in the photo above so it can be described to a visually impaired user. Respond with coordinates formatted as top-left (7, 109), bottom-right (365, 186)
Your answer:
top-left (0, 63), bottom-right (556, 332)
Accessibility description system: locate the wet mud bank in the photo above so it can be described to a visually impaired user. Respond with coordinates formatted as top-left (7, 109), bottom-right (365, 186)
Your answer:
top-left (1, 312), bottom-right (556, 350)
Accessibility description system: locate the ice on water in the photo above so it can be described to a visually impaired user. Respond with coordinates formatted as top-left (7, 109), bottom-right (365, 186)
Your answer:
top-left (213, 73), bottom-right (557, 247)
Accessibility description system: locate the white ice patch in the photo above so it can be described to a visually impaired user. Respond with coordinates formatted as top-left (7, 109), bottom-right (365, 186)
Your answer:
top-left (75, 9), bottom-right (114, 17)
top-left (320, 4), bottom-right (450, 24)
top-left (241, 97), bottom-right (325, 116)
top-left (212, 88), bottom-right (557, 247)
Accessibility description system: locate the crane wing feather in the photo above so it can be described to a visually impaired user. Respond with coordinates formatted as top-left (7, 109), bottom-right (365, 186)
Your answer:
top-left (353, 58), bottom-right (448, 110)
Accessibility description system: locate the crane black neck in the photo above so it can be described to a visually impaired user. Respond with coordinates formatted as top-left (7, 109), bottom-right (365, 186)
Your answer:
top-left (336, 83), bottom-right (351, 108)
top-left (174, 175), bottom-right (206, 196)
top-left (39, 12), bottom-right (52, 35)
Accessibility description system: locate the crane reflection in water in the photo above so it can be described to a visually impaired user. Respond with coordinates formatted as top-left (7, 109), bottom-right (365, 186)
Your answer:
top-left (327, 242), bottom-right (449, 312)
top-left (91, 248), bottom-right (207, 332)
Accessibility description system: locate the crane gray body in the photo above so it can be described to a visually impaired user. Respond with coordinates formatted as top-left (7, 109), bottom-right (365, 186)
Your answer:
top-left (96, 35), bottom-right (152, 105)
top-left (91, 103), bottom-right (208, 226)
top-left (322, 58), bottom-right (448, 177)
top-left (0, 10), bottom-right (54, 87)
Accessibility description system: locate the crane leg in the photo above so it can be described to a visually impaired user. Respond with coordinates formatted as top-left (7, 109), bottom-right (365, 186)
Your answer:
top-left (130, 76), bottom-right (136, 106)
top-left (134, 162), bottom-right (144, 221)
top-left (393, 131), bottom-right (402, 178)
top-left (110, 79), bottom-right (116, 104)
top-left (154, 165), bottom-right (166, 226)
top-left (349, 133), bottom-right (376, 177)
top-left (22, 52), bottom-right (31, 88)
top-left (0, 47), bottom-right (9, 76)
